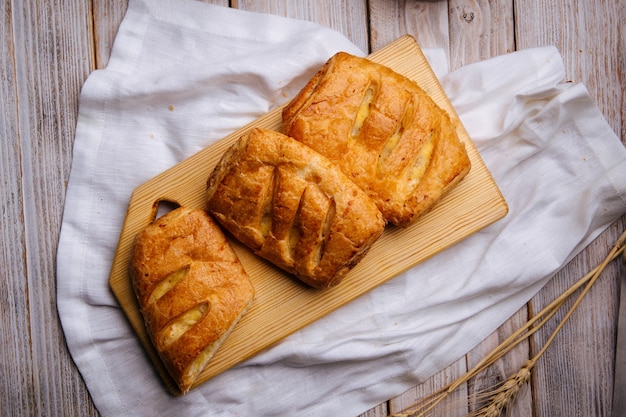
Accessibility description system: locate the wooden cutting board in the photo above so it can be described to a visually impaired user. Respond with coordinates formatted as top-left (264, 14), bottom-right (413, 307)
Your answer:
top-left (108, 35), bottom-right (508, 394)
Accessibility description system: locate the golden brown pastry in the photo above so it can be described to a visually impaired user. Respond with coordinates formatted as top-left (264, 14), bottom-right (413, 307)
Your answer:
top-left (206, 128), bottom-right (385, 289)
top-left (282, 52), bottom-right (471, 226)
top-left (130, 207), bottom-right (255, 393)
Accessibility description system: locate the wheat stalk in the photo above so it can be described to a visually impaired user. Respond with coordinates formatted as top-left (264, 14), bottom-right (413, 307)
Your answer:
top-left (391, 228), bottom-right (626, 417)
top-left (471, 361), bottom-right (532, 417)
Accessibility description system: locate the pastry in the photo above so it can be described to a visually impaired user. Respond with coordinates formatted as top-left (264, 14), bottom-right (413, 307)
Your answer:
top-left (206, 128), bottom-right (385, 289)
top-left (282, 52), bottom-right (471, 226)
top-left (130, 207), bottom-right (255, 393)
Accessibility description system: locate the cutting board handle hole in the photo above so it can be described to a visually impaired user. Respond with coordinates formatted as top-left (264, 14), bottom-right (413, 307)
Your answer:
top-left (154, 199), bottom-right (181, 221)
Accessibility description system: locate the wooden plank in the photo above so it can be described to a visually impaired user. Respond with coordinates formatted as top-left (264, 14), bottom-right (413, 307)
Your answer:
top-left (621, 0), bottom-right (626, 143)
top-left (234, 0), bottom-right (370, 53)
top-left (108, 36), bottom-right (508, 393)
top-left (359, 403), bottom-right (389, 417)
top-left (0, 1), bottom-right (36, 416)
top-left (8, 0), bottom-right (99, 415)
top-left (92, 1), bottom-right (128, 69)
top-left (447, 0), bottom-right (515, 69)
top-left (369, 0), bottom-right (450, 55)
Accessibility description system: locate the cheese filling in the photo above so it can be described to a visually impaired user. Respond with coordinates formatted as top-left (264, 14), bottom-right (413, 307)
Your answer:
top-left (405, 131), bottom-right (436, 192)
top-left (159, 302), bottom-right (209, 348)
top-left (148, 266), bottom-right (189, 305)
top-left (351, 85), bottom-right (376, 138)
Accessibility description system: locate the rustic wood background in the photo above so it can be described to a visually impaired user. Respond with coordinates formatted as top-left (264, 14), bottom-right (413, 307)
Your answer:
top-left (1, 0), bottom-right (624, 416)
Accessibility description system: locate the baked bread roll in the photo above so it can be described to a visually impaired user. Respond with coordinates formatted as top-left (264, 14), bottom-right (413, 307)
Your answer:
top-left (130, 207), bottom-right (255, 393)
top-left (206, 128), bottom-right (385, 289)
top-left (282, 52), bottom-right (471, 226)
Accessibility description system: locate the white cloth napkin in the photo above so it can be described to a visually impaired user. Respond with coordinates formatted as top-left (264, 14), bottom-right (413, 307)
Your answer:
top-left (57, 0), bottom-right (626, 416)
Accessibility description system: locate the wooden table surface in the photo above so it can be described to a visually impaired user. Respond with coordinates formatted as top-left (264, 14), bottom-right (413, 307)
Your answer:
top-left (2, 1), bottom-right (624, 416)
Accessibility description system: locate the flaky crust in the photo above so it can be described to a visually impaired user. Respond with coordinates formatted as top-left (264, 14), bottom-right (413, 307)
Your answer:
top-left (206, 128), bottom-right (385, 289)
top-left (282, 52), bottom-right (471, 226)
top-left (130, 207), bottom-right (254, 393)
